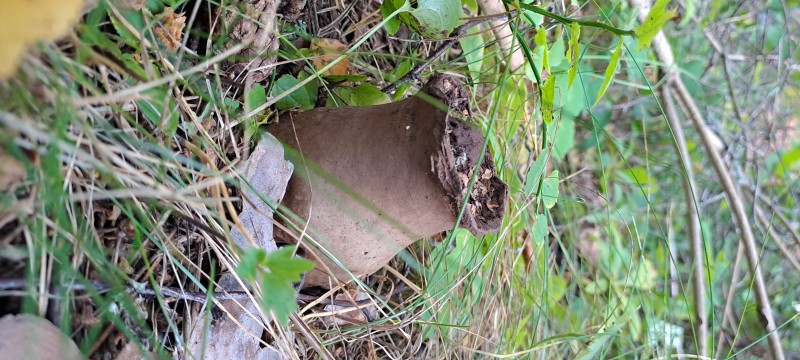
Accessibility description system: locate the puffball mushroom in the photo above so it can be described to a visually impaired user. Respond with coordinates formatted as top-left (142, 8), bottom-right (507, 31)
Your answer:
top-left (0, 314), bottom-right (82, 360)
top-left (271, 74), bottom-right (507, 287)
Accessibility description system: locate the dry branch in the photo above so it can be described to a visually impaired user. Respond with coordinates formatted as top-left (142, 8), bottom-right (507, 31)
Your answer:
top-left (629, 1), bottom-right (786, 358)
top-left (662, 86), bottom-right (707, 357)
top-left (478, 0), bottom-right (525, 72)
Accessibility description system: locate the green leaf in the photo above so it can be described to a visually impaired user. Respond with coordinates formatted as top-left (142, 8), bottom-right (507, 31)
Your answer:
top-left (260, 272), bottom-right (300, 327)
top-left (223, 97), bottom-right (240, 112)
top-left (409, 0), bottom-right (462, 38)
top-left (325, 74), bottom-right (369, 83)
top-left (246, 84), bottom-right (266, 112)
top-left (541, 170), bottom-right (560, 209)
top-left (234, 247), bottom-right (314, 327)
top-left (462, 0), bottom-right (478, 14)
top-left (541, 74), bottom-right (556, 125)
top-left (594, 38), bottom-right (622, 106)
top-left (531, 213), bottom-right (548, 244)
top-left (524, 154), bottom-right (548, 196)
top-left (329, 84), bottom-right (391, 107)
top-left (235, 248), bottom-right (268, 282)
top-left (264, 246), bottom-right (315, 282)
top-left (459, 27), bottom-right (484, 81)
top-left (535, 27), bottom-right (549, 72)
top-left (546, 275), bottom-right (567, 305)
top-left (776, 144), bottom-right (800, 175)
top-left (108, 7), bottom-right (150, 48)
top-left (626, 259), bottom-right (657, 290)
top-left (548, 37), bottom-right (566, 70)
top-left (137, 85), bottom-right (180, 136)
top-left (386, 60), bottom-right (412, 82)
top-left (349, 83), bottom-right (391, 106)
top-left (244, 84), bottom-right (269, 139)
top-left (551, 117), bottom-right (575, 160)
top-left (635, 0), bottom-right (677, 50)
top-left (380, 0), bottom-right (404, 35)
top-left (566, 23), bottom-right (581, 88)
top-left (706, 0), bottom-right (723, 23)
top-left (575, 313), bottom-right (631, 360)
top-left (270, 74), bottom-right (316, 110)
top-left (236, 246), bottom-right (314, 326)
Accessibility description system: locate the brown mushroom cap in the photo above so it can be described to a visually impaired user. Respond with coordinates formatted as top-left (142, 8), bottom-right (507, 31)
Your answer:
top-left (271, 74), bottom-right (507, 286)
top-left (0, 314), bottom-right (82, 360)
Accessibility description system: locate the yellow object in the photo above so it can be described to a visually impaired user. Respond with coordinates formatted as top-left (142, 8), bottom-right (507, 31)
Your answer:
top-left (0, 0), bottom-right (85, 78)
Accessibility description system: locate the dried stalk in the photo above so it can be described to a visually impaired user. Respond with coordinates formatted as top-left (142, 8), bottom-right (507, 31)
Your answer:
top-left (663, 86), bottom-right (707, 357)
top-left (478, 0), bottom-right (525, 72)
top-left (715, 243), bottom-right (745, 358)
top-left (753, 205), bottom-right (800, 273)
top-left (0, 278), bottom-right (373, 307)
top-left (630, 1), bottom-right (785, 358)
top-left (671, 77), bottom-right (784, 360)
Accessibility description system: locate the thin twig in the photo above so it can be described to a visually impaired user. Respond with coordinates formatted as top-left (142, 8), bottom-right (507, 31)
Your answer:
top-left (515, 3), bottom-right (636, 37)
top-left (672, 78), bottom-right (784, 360)
top-left (703, 31), bottom-right (746, 124)
top-left (291, 314), bottom-right (335, 360)
top-left (663, 86), bottom-right (708, 357)
top-left (629, 1), bottom-right (786, 359)
top-left (714, 243), bottom-right (744, 359)
top-left (0, 278), bottom-right (373, 307)
top-left (752, 205), bottom-right (800, 273)
top-left (381, 12), bottom-right (517, 94)
top-left (749, 188), bottom-right (800, 247)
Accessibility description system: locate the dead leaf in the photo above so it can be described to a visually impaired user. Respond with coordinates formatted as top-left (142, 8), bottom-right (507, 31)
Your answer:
top-left (155, 7), bottom-right (186, 52)
top-left (0, 149), bottom-right (26, 193)
top-left (76, 304), bottom-right (100, 326)
top-left (311, 38), bottom-right (350, 76)
top-left (0, 0), bottom-right (84, 78)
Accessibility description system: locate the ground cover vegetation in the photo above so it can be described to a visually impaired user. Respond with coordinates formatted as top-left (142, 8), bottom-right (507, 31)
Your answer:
top-left (0, 0), bottom-right (799, 358)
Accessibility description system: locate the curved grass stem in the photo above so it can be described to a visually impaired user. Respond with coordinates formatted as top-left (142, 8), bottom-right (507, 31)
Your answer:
top-left (514, 3), bottom-right (637, 37)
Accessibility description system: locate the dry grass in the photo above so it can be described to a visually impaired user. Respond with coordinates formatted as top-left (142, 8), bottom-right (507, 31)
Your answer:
top-left (1, 0), bottom-right (799, 359)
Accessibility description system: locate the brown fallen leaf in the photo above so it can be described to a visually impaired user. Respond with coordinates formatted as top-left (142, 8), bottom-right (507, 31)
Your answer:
top-left (310, 38), bottom-right (350, 76)
top-left (76, 304), bottom-right (100, 327)
top-left (154, 7), bottom-right (186, 52)
top-left (0, 149), bottom-right (26, 193)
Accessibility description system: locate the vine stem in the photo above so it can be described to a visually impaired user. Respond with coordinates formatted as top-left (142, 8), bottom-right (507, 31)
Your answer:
top-left (382, 3), bottom-right (636, 93)
top-left (515, 3), bottom-right (637, 37)
top-left (382, 12), bottom-right (516, 93)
